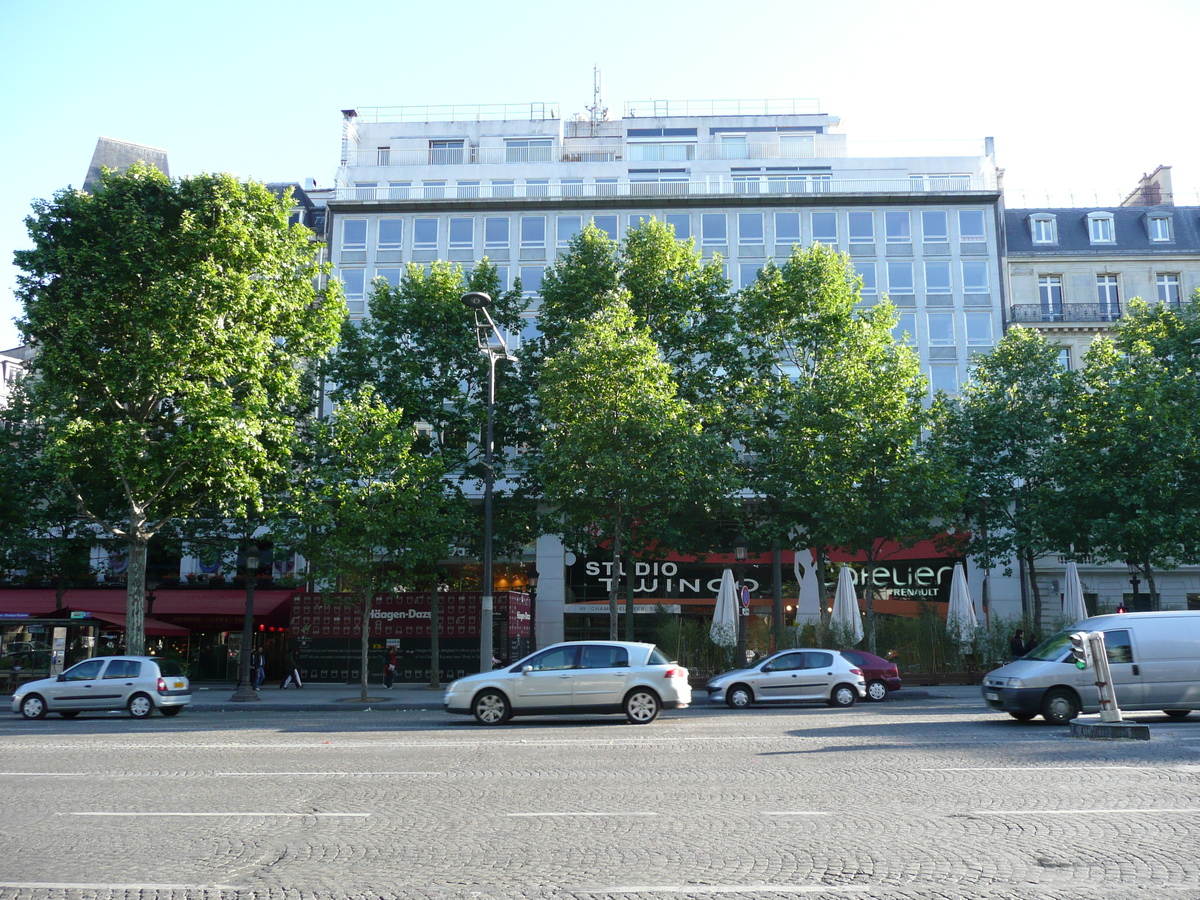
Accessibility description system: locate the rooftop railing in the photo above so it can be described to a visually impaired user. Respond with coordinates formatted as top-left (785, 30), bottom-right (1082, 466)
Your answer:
top-left (352, 103), bottom-right (560, 123)
top-left (333, 174), bottom-right (995, 203)
top-left (624, 98), bottom-right (823, 117)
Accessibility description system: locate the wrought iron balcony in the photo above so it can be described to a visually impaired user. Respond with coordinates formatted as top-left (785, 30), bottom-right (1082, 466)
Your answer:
top-left (1010, 303), bottom-right (1124, 324)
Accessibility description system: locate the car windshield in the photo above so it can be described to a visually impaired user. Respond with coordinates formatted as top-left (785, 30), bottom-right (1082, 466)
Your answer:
top-left (1022, 631), bottom-right (1072, 662)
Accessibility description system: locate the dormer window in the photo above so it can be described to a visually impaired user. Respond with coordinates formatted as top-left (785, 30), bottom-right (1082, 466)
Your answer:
top-left (1087, 212), bottom-right (1115, 244)
top-left (1030, 213), bottom-right (1057, 244)
top-left (1147, 215), bottom-right (1173, 242)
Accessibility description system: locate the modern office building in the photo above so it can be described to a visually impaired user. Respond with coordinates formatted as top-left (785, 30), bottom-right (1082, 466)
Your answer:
top-left (326, 99), bottom-right (1012, 643)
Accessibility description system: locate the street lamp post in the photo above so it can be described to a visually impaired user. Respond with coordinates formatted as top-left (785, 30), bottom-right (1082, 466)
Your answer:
top-left (1126, 561), bottom-right (1142, 613)
top-left (461, 291), bottom-right (517, 674)
top-left (230, 541), bottom-right (267, 702)
top-left (734, 533), bottom-right (749, 666)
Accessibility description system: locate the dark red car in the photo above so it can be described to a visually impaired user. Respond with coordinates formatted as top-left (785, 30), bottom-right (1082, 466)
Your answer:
top-left (839, 650), bottom-right (901, 701)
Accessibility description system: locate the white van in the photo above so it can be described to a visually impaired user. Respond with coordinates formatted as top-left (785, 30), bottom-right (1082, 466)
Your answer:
top-left (982, 611), bottom-right (1200, 724)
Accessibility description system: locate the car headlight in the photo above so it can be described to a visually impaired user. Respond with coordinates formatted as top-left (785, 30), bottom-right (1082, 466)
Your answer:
top-left (445, 681), bottom-right (461, 694)
top-left (1006, 677), bottom-right (1024, 688)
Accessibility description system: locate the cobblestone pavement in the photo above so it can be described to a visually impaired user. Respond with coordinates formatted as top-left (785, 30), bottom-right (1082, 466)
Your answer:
top-left (1, 693), bottom-right (1198, 900)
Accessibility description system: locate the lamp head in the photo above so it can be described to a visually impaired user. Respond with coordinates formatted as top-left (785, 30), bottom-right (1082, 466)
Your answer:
top-left (461, 291), bottom-right (493, 310)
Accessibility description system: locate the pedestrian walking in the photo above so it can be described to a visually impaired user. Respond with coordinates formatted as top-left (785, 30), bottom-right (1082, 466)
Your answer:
top-left (1009, 629), bottom-right (1026, 660)
top-left (383, 649), bottom-right (396, 689)
top-left (250, 647), bottom-right (266, 690)
top-left (280, 649), bottom-right (303, 689)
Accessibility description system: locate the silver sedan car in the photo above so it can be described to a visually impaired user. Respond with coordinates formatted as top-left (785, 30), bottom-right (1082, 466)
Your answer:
top-left (12, 656), bottom-right (191, 719)
top-left (706, 649), bottom-right (866, 709)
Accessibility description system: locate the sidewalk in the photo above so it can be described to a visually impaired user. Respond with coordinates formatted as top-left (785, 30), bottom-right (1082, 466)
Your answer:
top-left (183, 681), bottom-right (980, 714)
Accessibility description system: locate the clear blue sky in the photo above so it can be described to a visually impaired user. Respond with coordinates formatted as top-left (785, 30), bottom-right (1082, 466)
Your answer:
top-left (2, 0), bottom-right (1198, 349)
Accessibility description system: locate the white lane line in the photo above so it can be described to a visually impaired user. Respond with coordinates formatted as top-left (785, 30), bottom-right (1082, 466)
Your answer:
top-left (213, 771), bottom-right (443, 777)
top-left (0, 884), bottom-right (246, 891)
top-left (0, 771), bottom-right (440, 778)
top-left (504, 816), bottom-right (662, 820)
top-left (971, 808), bottom-right (1200, 816)
top-left (66, 811), bottom-right (369, 818)
top-left (923, 766), bottom-right (1148, 772)
top-left (762, 811), bottom-right (830, 816)
top-left (573, 885), bottom-right (868, 895)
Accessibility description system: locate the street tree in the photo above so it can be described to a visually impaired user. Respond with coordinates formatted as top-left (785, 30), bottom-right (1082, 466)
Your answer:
top-left (15, 164), bottom-right (344, 654)
top-left (285, 387), bottom-right (467, 700)
top-left (538, 296), bottom-right (737, 639)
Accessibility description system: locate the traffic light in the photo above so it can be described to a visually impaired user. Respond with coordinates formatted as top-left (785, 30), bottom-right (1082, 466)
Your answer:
top-left (1068, 632), bottom-right (1092, 670)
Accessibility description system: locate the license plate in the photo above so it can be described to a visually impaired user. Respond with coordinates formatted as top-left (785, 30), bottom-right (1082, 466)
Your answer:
top-left (986, 692), bottom-right (999, 701)
top-left (173, 681), bottom-right (185, 689)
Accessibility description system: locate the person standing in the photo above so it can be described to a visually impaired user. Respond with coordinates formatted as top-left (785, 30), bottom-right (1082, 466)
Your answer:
top-left (383, 649), bottom-right (396, 690)
top-left (250, 646), bottom-right (266, 690)
top-left (1009, 629), bottom-right (1026, 660)
top-left (280, 648), bottom-right (303, 689)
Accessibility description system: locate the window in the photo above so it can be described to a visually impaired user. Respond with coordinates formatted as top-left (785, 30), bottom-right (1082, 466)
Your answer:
top-left (596, 177), bottom-right (618, 196)
top-left (811, 211), bottom-right (837, 243)
top-left (885, 210), bottom-right (911, 243)
top-left (720, 134), bottom-right (749, 159)
top-left (492, 179), bottom-right (515, 198)
top-left (739, 262), bottom-right (762, 288)
top-left (962, 260), bottom-right (989, 294)
top-left (526, 179), bottom-right (550, 198)
top-left (922, 210), bottom-right (949, 241)
top-left (893, 311), bottom-right (916, 343)
top-left (927, 311), bottom-right (955, 345)
top-left (1031, 214), bottom-right (1057, 244)
top-left (848, 211), bottom-right (874, 242)
top-left (592, 215), bottom-right (618, 240)
top-left (1039, 275), bottom-right (1064, 320)
top-left (666, 213), bottom-right (691, 240)
top-left (929, 365), bottom-right (959, 395)
top-left (557, 215), bottom-right (582, 248)
top-left (561, 178), bottom-right (585, 198)
top-left (579, 645), bottom-right (629, 668)
top-left (1096, 275), bottom-right (1120, 319)
top-left (887, 260), bottom-right (914, 294)
top-left (856, 260), bottom-right (876, 295)
top-left (378, 219), bottom-right (402, 250)
top-left (1056, 347), bottom-right (1071, 370)
top-left (449, 217), bottom-right (474, 250)
top-left (775, 212), bottom-right (800, 244)
top-left (520, 216), bottom-right (546, 248)
top-left (341, 269), bottom-right (365, 315)
top-left (387, 181), bottom-right (411, 200)
top-left (375, 268), bottom-right (402, 287)
top-left (64, 659), bottom-right (105, 682)
top-left (376, 147), bottom-right (390, 166)
top-left (506, 138), bottom-right (553, 163)
top-left (352, 182), bottom-right (377, 200)
top-left (457, 180), bottom-right (480, 199)
top-left (965, 311), bottom-right (993, 345)
top-left (629, 141), bottom-right (695, 162)
top-left (959, 209), bottom-right (987, 242)
top-left (423, 180), bottom-right (445, 199)
top-left (1157, 274), bottom-right (1181, 307)
top-left (739, 212), bottom-right (764, 244)
top-left (484, 216), bottom-right (510, 249)
top-left (103, 659), bottom-right (141, 679)
top-left (413, 218), bottom-right (438, 251)
top-left (342, 219), bottom-right (367, 250)
top-left (518, 265), bottom-right (544, 296)
top-left (733, 174), bottom-right (762, 194)
top-left (780, 132), bottom-right (816, 152)
top-left (910, 173), bottom-right (971, 191)
top-left (701, 213), bottom-right (727, 245)
top-left (925, 260), bottom-right (952, 294)
top-left (528, 645), bottom-right (579, 670)
top-left (1088, 212), bottom-right (1115, 244)
top-left (1148, 216), bottom-right (1172, 242)
top-left (430, 140), bottom-right (464, 165)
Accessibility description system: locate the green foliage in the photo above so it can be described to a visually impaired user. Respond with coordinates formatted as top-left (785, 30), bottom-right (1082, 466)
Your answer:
top-left (14, 163), bottom-right (344, 653)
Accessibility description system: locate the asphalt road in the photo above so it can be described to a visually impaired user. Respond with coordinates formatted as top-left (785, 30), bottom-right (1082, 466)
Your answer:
top-left (1, 693), bottom-right (1198, 900)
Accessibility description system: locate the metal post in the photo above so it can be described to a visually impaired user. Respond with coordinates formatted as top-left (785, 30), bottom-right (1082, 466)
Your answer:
top-left (481, 351), bottom-right (496, 674)
top-left (1088, 631), bottom-right (1123, 723)
top-left (734, 533), bottom-right (748, 666)
top-left (230, 541), bottom-right (263, 702)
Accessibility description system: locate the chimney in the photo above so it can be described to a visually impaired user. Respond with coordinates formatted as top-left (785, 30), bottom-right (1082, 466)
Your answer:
top-left (1121, 165), bottom-right (1173, 207)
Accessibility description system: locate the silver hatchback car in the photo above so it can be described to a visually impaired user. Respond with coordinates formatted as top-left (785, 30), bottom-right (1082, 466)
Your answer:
top-left (706, 648), bottom-right (866, 709)
top-left (11, 656), bottom-right (192, 719)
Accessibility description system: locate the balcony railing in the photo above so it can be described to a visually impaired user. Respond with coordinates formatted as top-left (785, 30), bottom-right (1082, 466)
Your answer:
top-left (352, 103), bottom-right (559, 123)
top-left (333, 175), bottom-right (994, 203)
top-left (1010, 303), bottom-right (1124, 324)
top-left (623, 98), bottom-right (823, 117)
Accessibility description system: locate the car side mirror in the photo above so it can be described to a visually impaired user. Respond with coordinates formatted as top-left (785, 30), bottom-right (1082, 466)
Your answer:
top-left (56, 674), bottom-right (66, 682)
top-left (521, 665), bottom-right (533, 675)
top-left (760, 664), bottom-right (773, 673)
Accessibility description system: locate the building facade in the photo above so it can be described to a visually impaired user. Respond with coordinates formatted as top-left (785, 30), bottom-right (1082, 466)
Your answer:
top-left (326, 99), bottom-right (1012, 644)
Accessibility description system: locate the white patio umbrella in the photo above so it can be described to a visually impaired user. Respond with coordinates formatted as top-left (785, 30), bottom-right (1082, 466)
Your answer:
top-left (1063, 561), bottom-right (1088, 624)
top-left (946, 562), bottom-right (978, 644)
top-left (710, 568), bottom-right (738, 648)
top-left (830, 565), bottom-right (864, 645)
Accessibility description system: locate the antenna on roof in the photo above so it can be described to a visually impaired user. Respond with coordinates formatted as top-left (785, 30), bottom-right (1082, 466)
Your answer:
top-left (587, 65), bottom-right (608, 135)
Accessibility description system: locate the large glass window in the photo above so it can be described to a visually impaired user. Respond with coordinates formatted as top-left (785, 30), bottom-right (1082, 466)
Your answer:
top-left (739, 212), bottom-right (764, 245)
top-left (377, 219), bottom-right (402, 250)
top-left (449, 217), bottom-right (474, 250)
top-left (342, 219), bottom-right (367, 250)
top-left (484, 216), bottom-right (510, 249)
top-left (922, 210), bottom-right (949, 241)
top-left (520, 216), bottom-right (546, 248)
top-left (1039, 275), bottom-right (1063, 320)
top-left (1157, 274), bottom-right (1181, 306)
top-left (965, 311), bottom-right (993, 345)
top-left (811, 212), bottom-right (838, 243)
top-left (506, 138), bottom-right (553, 163)
top-left (887, 260), bottom-right (914, 294)
top-left (1097, 275), bottom-right (1120, 319)
top-left (927, 311), bottom-right (955, 345)
top-left (519, 266), bottom-right (544, 296)
top-left (962, 260), bottom-right (990, 294)
top-left (413, 218), bottom-right (438, 250)
top-left (929, 365), bottom-right (959, 396)
top-left (885, 210), bottom-right (911, 243)
top-left (848, 211), bottom-right (874, 242)
top-left (893, 311), bottom-right (916, 343)
top-left (702, 213), bottom-right (727, 245)
top-left (775, 212), bottom-right (801, 244)
top-left (856, 260), bottom-right (876, 295)
top-left (557, 215), bottom-right (582, 248)
top-left (720, 134), bottom-right (749, 159)
top-left (925, 260), bottom-right (952, 294)
top-left (374, 268), bottom-right (402, 287)
top-left (959, 209), bottom-right (987, 242)
top-left (740, 262), bottom-right (762, 289)
top-left (592, 215), bottom-right (618, 240)
top-left (666, 213), bottom-right (691, 240)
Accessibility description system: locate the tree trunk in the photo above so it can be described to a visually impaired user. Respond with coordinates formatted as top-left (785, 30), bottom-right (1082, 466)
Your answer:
top-left (816, 548), bottom-right (829, 628)
top-left (864, 546), bottom-right (877, 655)
top-left (624, 552), bottom-right (635, 640)
top-left (772, 542), bottom-right (783, 651)
top-left (359, 578), bottom-right (374, 702)
top-left (125, 538), bottom-right (149, 656)
top-left (1143, 560), bottom-right (1158, 612)
top-left (1024, 548), bottom-right (1043, 633)
top-left (608, 525), bottom-right (622, 641)
top-left (429, 570), bottom-right (441, 688)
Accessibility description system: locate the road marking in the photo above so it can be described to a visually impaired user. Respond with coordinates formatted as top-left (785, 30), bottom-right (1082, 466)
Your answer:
top-left (762, 811), bottom-right (830, 816)
top-left (62, 816), bottom-right (364, 820)
top-left (924, 766), bottom-right (1148, 772)
top-left (0, 771), bottom-right (440, 778)
top-left (971, 808), bottom-right (1200, 816)
top-left (213, 771), bottom-right (442, 777)
top-left (573, 885), bottom-right (868, 894)
top-left (0, 884), bottom-right (246, 891)
top-left (506, 811), bottom-right (656, 817)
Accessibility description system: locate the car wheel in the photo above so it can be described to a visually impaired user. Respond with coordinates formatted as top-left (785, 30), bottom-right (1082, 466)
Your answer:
top-left (624, 689), bottom-right (660, 724)
top-left (866, 680), bottom-right (889, 702)
top-left (1008, 711), bottom-right (1037, 721)
top-left (829, 684), bottom-right (858, 708)
top-left (128, 693), bottom-right (155, 719)
top-left (726, 683), bottom-right (753, 709)
top-left (20, 695), bottom-right (47, 720)
top-left (59, 711), bottom-right (80, 719)
top-left (472, 690), bottom-right (510, 725)
top-left (1041, 688), bottom-right (1080, 725)
top-left (1163, 710), bottom-right (1192, 719)
top-left (160, 707), bottom-right (182, 717)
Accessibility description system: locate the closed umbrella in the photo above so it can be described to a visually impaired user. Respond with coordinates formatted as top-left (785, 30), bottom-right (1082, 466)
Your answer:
top-left (946, 562), bottom-right (978, 644)
top-left (831, 565), bottom-right (864, 645)
top-left (1063, 561), bottom-right (1088, 624)
top-left (710, 568), bottom-right (738, 647)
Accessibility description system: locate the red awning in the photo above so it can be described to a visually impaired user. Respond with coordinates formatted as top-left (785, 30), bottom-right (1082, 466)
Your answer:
top-left (79, 611), bottom-right (190, 637)
top-left (0, 589), bottom-right (295, 631)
